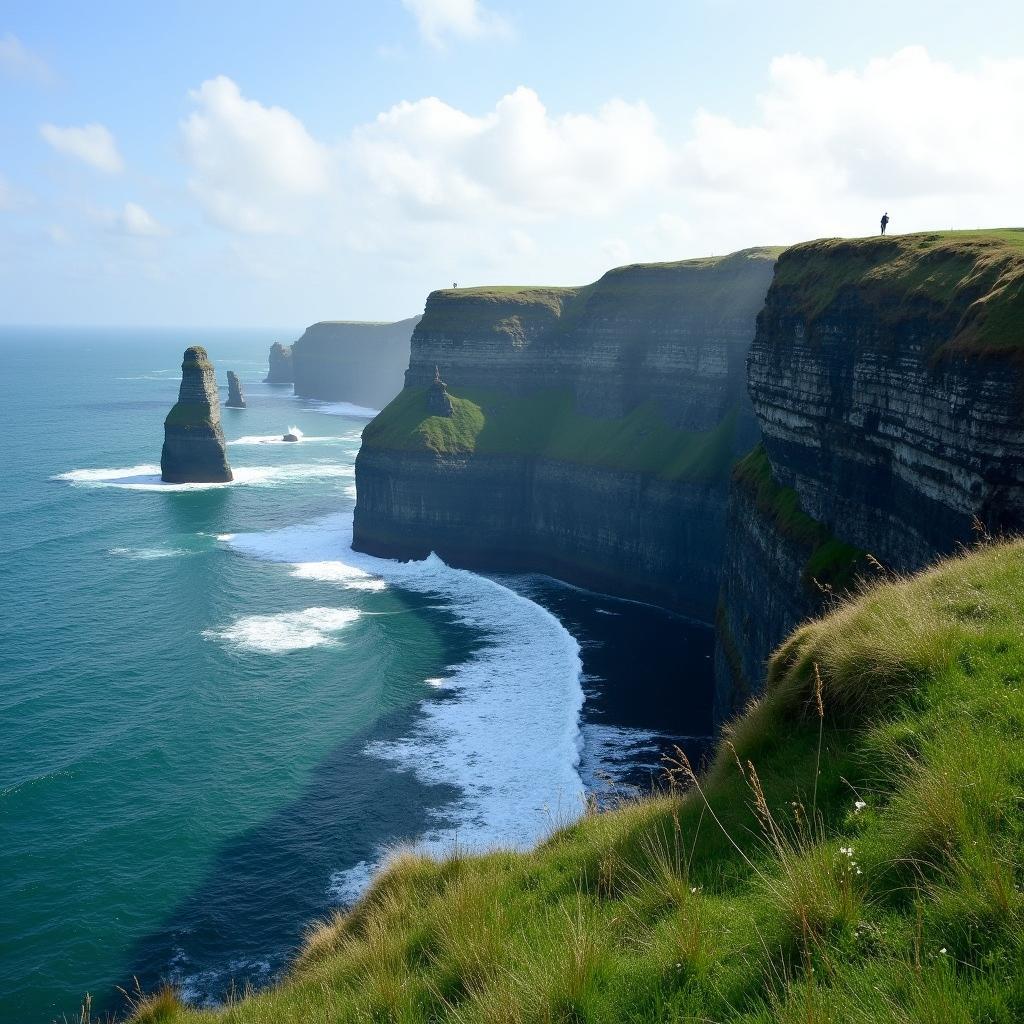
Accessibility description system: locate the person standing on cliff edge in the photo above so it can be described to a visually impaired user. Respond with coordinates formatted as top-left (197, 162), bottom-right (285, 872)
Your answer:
top-left (881, 211), bottom-right (890, 235)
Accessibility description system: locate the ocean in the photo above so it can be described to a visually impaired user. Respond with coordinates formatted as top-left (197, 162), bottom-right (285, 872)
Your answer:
top-left (0, 329), bottom-right (715, 1021)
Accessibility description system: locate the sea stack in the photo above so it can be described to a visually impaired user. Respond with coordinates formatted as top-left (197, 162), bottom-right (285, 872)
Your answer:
top-left (427, 365), bottom-right (454, 417)
top-left (225, 370), bottom-right (246, 408)
top-left (160, 346), bottom-right (233, 483)
top-left (264, 342), bottom-right (294, 384)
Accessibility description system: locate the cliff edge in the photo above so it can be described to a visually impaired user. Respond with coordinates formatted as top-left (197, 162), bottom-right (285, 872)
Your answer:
top-left (354, 248), bottom-right (779, 618)
top-left (292, 316), bottom-right (421, 409)
top-left (716, 229), bottom-right (1024, 716)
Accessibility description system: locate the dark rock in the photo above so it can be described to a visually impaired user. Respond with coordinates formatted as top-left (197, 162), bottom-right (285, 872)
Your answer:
top-left (282, 433), bottom-right (300, 443)
top-left (354, 247), bottom-right (779, 621)
top-left (161, 346), bottom-right (233, 483)
top-left (426, 366), bottom-right (453, 417)
top-left (714, 232), bottom-right (1024, 718)
top-left (225, 370), bottom-right (246, 409)
top-left (264, 342), bottom-right (293, 384)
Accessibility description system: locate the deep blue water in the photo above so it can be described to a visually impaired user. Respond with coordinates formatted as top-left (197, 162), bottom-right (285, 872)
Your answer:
top-left (0, 329), bottom-right (714, 1021)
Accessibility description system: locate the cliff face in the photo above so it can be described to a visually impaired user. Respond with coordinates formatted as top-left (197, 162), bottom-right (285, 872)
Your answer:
top-left (161, 347), bottom-right (233, 483)
top-left (292, 317), bottom-right (421, 409)
top-left (715, 230), bottom-right (1024, 715)
top-left (225, 370), bottom-right (246, 409)
top-left (264, 342), bottom-right (293, 384)
top-left (354, 248), bottom-right (779, 620)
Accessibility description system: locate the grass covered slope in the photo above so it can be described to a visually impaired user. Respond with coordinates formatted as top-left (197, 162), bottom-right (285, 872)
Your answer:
top-left (136, 539), bottom-right (1024, 1023)
top-left (732, 444), bottom-right (867, 590)
top-left (361, 386), bottom-right (741, 482)
top-left (772, 228), bottom-right (1024, 354)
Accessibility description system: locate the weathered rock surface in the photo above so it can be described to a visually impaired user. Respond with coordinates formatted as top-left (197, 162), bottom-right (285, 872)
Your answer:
top-left (354, 248), bottom-right (779, 620)
top-left (161, 346), bottom-right (233, 483)
top-left (225, 370), bottom-right (246, 409)
top-left (715, 231), bottom-right (1024, 717)
top-left (426, 366), bottom-right (454, 417)
top-left (292, 317), bottom-right (421, 409)
top-left (264, 342), bottom-right (293, 384)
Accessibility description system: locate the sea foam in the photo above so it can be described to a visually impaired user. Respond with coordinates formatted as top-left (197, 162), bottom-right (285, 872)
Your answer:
top-left (228, 434), bottom-right (357, 446)
top-left (204, 607), bottom-right (361, 653)
top-left (53, 463), bottom-right (353, 491)
top-left (222, 513), bottom-right (586, 898)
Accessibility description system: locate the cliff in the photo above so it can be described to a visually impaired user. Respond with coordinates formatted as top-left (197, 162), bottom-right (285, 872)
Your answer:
top-left (354, 249), bottom-right (780, 619)
top-left (292, 316), bottom-right (421, 409)
top-left (715, 229), bottom-right (1024, 714)
top-left (160, 346), bottom-right (233, 483)
top-left (263, 342), bottom-right (293, 384)
top-left (136, 537), bottom-right (1024, 1024)
top-left (225, 370), bottom-right (246, 409)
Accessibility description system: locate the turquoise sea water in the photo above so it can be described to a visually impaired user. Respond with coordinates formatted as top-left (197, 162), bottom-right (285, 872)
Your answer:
top-left (0, 330), bottom-right (713, 1021)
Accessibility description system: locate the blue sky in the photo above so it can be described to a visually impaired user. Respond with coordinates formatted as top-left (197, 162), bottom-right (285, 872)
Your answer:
top-left (2, 0), bottom-right (1023, 327)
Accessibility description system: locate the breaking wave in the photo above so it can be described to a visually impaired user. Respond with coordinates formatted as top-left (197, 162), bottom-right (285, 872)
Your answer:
top-left (204, 607), bottom-right (361, 654)
top-left (221, 512), bottom-right (586, 898)
top-left (52, 463), bottom-right (354, 491)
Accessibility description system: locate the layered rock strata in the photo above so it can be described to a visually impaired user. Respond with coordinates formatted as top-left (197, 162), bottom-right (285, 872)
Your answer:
top-left (354, 248), bottom-right (780, 620)
top-left (715, 230), bottom-right (1024, 717)
top-left (161, 346), bottom-right (233, 483)
top-left (225, 370), bottom-right (246, 409)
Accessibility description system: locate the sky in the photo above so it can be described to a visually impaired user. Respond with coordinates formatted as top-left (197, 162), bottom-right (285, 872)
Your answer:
top-left (2, 0), bottom-right (1023, 328)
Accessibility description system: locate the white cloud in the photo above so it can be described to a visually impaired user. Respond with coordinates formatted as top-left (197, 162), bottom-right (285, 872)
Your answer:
top-left (40, 122), bottom-right (123, 173)
top-left (181, 75), bottom-right (331, 234)
top-left (118, 202), bottom-right (166, 237)
top-left (351, 86), bottom-right (670, 219)
top-left (680, 47), bottom-right (1024, 242)
top-left (0, 33), bottom-right (52, 84)
top-left (402, 0), bottom-right (510, 47)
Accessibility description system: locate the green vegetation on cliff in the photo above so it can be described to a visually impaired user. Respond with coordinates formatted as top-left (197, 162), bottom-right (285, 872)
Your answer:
top-left (362, 386), bottom-right (740, 482)
top-left (134, 538), bottom-right (1024, 1023)
top-left (772, 229), bottom-right (1024, 354)
top-left (733, 444), bottom-right (866, 590)
top-left (419, 248), bottom-right (783, 343)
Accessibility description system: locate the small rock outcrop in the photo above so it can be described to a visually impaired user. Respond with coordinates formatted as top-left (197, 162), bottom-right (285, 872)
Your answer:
top-left (264, 342), bottom-right (293, 384)
top-left (225, 370), bottom-right (246, 409)
top-left (161, 346), bottom-right (233, 483)
top-left (426, 366), bottom-right (454, 417)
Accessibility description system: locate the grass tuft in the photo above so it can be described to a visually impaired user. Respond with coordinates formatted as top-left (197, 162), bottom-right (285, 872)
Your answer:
top-left (126, 538), bottom-right (1024, 1024)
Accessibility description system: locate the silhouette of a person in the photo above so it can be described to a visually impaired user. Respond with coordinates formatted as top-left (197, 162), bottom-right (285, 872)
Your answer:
top-left (880, 212), bottom-right (890, 236)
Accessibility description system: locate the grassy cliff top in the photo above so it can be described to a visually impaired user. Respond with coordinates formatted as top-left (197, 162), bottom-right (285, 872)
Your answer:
top-left (132, 537), bottom-right (1024, 1023)
top-left (772, 229), bottom-right (1024, 354)
top-left (420, 247), bottom-right (782, 337)
top-left (361, 386), bottom-right (740, 482)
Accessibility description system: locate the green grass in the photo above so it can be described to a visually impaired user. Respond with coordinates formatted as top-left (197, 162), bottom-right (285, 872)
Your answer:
top-left (773, 229), bottom-right (1024, 354)
top-left (733, 444), bottom-right (866, 590)
top-left (362, 386), bottom-right (742, 482)
top-left (163, 403), bottom-right (218, 429)
top-left (127, 536), bottom-right (1024, 1023)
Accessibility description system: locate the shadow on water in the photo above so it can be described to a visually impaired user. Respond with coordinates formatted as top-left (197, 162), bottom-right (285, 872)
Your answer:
top-left (100, 556), bottom-right (716, 1018)
top-left (109, 606), bottom-right (469, 1017)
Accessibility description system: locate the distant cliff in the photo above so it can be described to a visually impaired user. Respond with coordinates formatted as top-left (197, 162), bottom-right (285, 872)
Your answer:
top-left (715, 230), bottom-right (1024, 717)
top-left (264, 342), bottom-right (293, 384)
top-left (292, 317), bottom-right (421, 410)
top-left (354, 249), bottom-right (779, 619)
